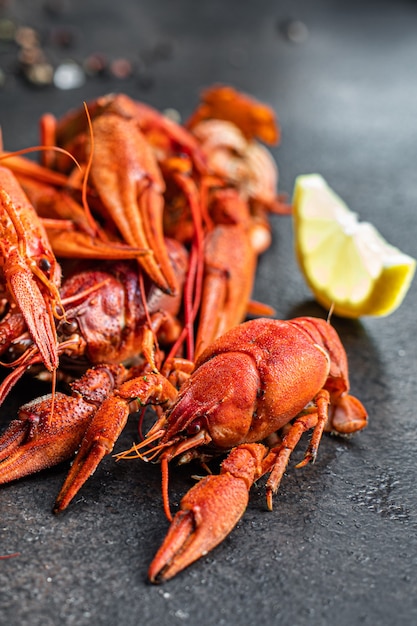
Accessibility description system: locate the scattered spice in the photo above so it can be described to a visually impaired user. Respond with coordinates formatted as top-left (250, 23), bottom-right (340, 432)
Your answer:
top-left (0, 5), bottom-right (169, 91)
top-left (83, 52), bottom-right (108, 77)
top-left (53, 60), bottom-right (85, 89)
top-left (109, 57), bottom-right (133, 80)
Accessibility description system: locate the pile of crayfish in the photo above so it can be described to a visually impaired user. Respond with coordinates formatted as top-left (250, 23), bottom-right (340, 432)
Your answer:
top-left (0, 85), bottom-right (367, 582)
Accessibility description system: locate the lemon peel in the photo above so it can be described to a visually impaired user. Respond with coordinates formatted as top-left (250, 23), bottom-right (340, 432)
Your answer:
top-left (293, 174), bottom-right (416, 318)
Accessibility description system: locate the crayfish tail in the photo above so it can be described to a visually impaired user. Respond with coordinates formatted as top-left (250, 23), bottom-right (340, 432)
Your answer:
top-left (329, 394), bottom-right (368, 434)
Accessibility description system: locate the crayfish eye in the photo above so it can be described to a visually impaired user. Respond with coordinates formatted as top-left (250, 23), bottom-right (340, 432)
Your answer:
top-left (61, 319), bottom-right (79, 335)
top-left (186, 419), bottom-right (202, 436)
top-left (38, 256), bottom-right (51, 275)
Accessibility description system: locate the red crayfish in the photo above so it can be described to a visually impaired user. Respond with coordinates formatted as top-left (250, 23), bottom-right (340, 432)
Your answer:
top-left (0, 315), bottom-right (367, 582)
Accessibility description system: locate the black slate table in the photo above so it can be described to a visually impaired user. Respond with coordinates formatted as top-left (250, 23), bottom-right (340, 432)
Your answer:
top-left (1, 1), bottom-right (417, 624)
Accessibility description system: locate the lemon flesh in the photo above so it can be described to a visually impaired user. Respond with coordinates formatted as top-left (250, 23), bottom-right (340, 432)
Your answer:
top-left (293, 174), bottom-right (416, 318)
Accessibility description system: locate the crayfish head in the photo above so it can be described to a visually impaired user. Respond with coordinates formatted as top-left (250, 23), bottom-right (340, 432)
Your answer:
top-left (57, 269), bottom-right (126, 364)
top-left (162, 352), bottom-right (259, 451)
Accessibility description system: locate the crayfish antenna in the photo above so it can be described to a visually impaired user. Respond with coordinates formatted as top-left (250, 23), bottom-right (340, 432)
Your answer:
top-left (80, 102), bottom-right (100, 238)
top-left (326, 302), bottom-right (335, 323)
top-left (114, 429), bottom-right (168, 462)
top-left (161, 456), bottom-right (172, 522)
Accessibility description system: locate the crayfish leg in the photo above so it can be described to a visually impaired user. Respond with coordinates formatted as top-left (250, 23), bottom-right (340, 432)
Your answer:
top-left (295, 388), bottom-right (330, 467)
top-left (265, 391), bottom-right (330, 511)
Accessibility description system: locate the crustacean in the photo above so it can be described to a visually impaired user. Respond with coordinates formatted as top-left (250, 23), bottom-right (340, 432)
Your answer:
top-left (0, 166), bottom-right (63, 374)
top-left (1, 85), bottom-right (284, 362)
top-left (0, 316), bottom-right (367, 582)
top-left (0, 237), bottom-right (188, 404)
top-left (2, 84), bottom-right (283, 318)
top-left (0, 86), bottom-right (367, 583)
top-left (0, 234), bottom-right (188, 477)
top-left (124, 316), bottom-right (368, 581)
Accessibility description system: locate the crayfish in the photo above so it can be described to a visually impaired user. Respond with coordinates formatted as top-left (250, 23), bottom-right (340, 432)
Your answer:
top-left (0, 316), bottom-right (367, 582)
top-left (0, 85), bottom-right (367, 582)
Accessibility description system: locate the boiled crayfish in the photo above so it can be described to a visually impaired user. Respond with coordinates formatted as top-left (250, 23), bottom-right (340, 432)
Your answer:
top-left (0, 166), bottom-right (63, 374)
top-left (0, 316), bottom-right (367, 582)
top-left (0, 86), bottom-right (367, 583)
top-left (123, 316), bottom-right (367, 581)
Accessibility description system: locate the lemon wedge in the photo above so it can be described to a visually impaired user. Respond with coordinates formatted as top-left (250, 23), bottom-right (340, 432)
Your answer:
top-left (293, 174), bottom-right (416, 318)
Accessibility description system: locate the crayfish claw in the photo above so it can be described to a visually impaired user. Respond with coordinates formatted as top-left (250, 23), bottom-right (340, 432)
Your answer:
top-left (148, 472), bottom-right (249, 583)
top-left (149, 443), bottom-right (267, 583)
top-left (53, 395), bottom-right (131, 513)
top-left (53, 436), bottom-right (108, 514)
top-left (0, 393), bottom-right (94, 485)
top-left (148, 508), bottom-right (195, 583)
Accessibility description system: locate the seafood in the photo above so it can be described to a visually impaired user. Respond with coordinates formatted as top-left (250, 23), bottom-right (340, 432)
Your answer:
top-left (0, 317), bottom-right (367, 582)
top-left (0, 237), bottom-right (188, 477)
top-left (37, 94), bottom-right (208, 295)
top-left (55, 238), bottom-right (188, 369)
top-left (0, 166), bottom-right (62, 373)
top-left (2, 87), bottom-right (282, 338)
top-left (0, 238), bottom-right (188, 404)
top-left (0, 86), bottom-right (368, 584)
top-left (186, 84), bottom-right (280, 144)
top-left (141, 316), bottom-right (367, 581)
top-left (194, 186), bottom-right (273, 358)
top-left (0, 85), bottom-right (284, 392)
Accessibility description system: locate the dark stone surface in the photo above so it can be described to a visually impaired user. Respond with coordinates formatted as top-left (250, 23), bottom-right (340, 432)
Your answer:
top-left (1, 1), bottom-right (417, 624)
